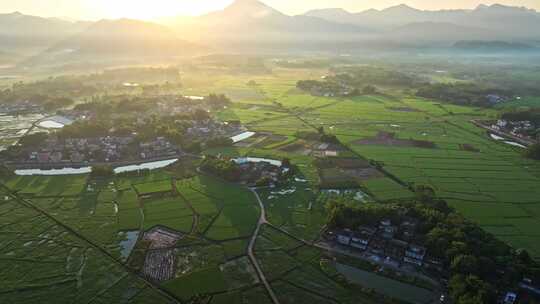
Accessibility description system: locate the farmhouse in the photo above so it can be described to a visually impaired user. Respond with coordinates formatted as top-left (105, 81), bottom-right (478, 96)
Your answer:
top-left (404, 244), bottom-right (427, 266)
top-left (486, 94), bottom-right (506, 105)
top-left (350, 227), bottom-right (376, 250)
top-left (503, 292), bottom-right (517, 304)
top-left (337, 229), bottom-right (353, 245)
top-left (378, 219), bottom-right (397, 239)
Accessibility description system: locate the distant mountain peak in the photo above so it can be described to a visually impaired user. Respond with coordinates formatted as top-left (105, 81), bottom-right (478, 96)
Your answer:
top-left (363, 8), bottom-right (380, 13)
top-left (2, 11), bottom-right (25, 19)
top-left (474, 3), bottom-right (536, 13)
top-left (208, 0), bottom-right (284, 20)
top-left (475, 3), bottom-right (514, 9)
top-left (303, 7), bottom-right (353, 19)
top-left (232, 0), bottom-right (266, 5)
top-left (228, 0), bottom-right (275, 10)
top-left (384, 4), bottom-right (419, 12)
top-left (311, 8), bottom-right (350, 13)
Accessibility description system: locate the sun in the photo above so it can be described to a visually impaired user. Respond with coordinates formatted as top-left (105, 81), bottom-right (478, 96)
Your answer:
top-left (102, 0), bottom-right (233, 20)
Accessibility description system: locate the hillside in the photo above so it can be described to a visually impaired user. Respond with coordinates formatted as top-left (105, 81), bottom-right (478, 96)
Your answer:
top-left (23, 19), bottom-right (201, 68)
top-left (0, 12), bottom-right (89, 53)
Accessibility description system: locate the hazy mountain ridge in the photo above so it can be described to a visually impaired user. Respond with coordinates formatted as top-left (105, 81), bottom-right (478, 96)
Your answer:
top-left (0, 11), bottom-right (90, 53)
top-left (305, 3), bottom-right (540, 40)
top-left (388, 22), bottom-right (495, 43)
top-left (21, 18), bottom-right (201, 68)
top-left (0, 11), bottom-right (88, 36)
top-left (454, 40), bottom-right (535, 50)
top-left (159, 0), bottom-right (374, 50)
top-left (3, 0), bottom-right (540, 68)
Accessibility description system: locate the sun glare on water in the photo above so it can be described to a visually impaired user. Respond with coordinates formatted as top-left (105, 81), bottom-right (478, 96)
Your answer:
top-left (102, 0), bottom-right (233, 19)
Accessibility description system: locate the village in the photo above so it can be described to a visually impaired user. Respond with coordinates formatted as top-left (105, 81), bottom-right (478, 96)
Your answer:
top-left (490, 119), bottom-right (540, 142)
top-left (24, 135), bottom-right (177, 164)
top-left (1, 114), bottom-right (247, 167)
top-left (201, 155), bottom-right (291, 187)
top-left (328, 219), bottom-right (435, 271)
top-left (0, 101), bottom-right (43, 115)
top-left (321, 197), bottom-right (540, 304)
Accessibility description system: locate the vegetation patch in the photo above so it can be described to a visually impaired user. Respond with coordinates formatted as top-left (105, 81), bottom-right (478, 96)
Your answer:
top-left (164, 267), bottom-right (228, 300)
top-left (355, 131), bottom-right (436, 149)
top-left (133, 179), bottom-right (173, 196)
top-left (459, 143), bottom-right (480, 152)
top-left (387, 106), bottom-right (420, 112)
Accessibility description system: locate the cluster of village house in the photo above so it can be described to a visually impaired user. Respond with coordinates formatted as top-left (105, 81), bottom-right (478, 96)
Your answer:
top-left (492, 119), bottom-right (540, 141)
top-left (21, 118), bottom-right (245, 164)
top-left (233, 158), bottom-right (289, 186)
top-left (0, 101), bottom-right (42, 114)
top-left (486, 94), bottom-right (509, 105)
top-left (156, 100), bottom-right (207, 116)
top-left (332, 219), bottom-right (539, 304)
top-left (308, 77), bottom-right (353, 98)
top-left (333, 219), bottom-right (433, 269)
top-left (26, 136), bottom-right (177, 164)
top-left (185, 119), bottom-right (243, 139)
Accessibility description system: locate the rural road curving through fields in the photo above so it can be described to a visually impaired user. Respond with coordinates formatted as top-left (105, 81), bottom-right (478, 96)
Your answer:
top-left (247, 188), bottom-right (280, 304)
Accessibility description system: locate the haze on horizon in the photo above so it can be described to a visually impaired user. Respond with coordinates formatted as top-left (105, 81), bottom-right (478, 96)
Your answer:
top-left (1, 0), bottom-right (539, 20)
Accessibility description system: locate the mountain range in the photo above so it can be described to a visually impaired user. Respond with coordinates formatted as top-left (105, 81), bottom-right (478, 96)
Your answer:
top-left (305, 4), bottom-right (540, 41)
top-left (1, 0), bottom-right (539, 69)
top-left (156, 0), bottom-right (540, 50)
top-left (159, 0), bottom-right (371, 51)
top-left (0, 11), bottom-right (89, 54)
top-left (44, 19), bottom-right (196, 57)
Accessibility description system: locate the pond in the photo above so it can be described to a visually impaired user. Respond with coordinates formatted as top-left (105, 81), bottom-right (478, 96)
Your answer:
top-left (489, 133), bottom-right (528, 148)
top-left (184, 96), bottom-right (204, 100)
top-left (336, 263), bottom-right (436, 304)
top-left (114, 158), bottom-right (178, 174)
top-left (123, 82), bottom-right (140, 87)
top-left (504, 141), bottom-right (527, 149)
top-left (231, 131), bottom-right (255, 143)
top-left (38, 116), bottom-right (73, 129)
top-left (14, 159), bottom-right (179, 176)
top-left (119, 231), bottom-right (139, 260)
top-left (38, 120), bottom-right (65, 129)
top-left (490, 133), bottom-right (505, 140)
top-left (233, 157), bottom-right (282, 167)
top-left (15, 167), bottom-right (92, 176)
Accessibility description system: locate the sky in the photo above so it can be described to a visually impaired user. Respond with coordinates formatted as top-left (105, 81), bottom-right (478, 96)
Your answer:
top-left (1, 0), bottom-right (539, 20)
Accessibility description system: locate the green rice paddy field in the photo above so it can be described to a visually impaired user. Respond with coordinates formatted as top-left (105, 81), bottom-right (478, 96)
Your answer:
top-left (1, 67), bottom-right (540, 302)
top-left (206, 70), bottom-right (540, 260)
top-left (0, 188), bottom-right (176, 304)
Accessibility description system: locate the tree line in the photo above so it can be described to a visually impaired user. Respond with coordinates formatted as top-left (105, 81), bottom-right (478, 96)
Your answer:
top-left (326, 187), bottom-right (539, 304)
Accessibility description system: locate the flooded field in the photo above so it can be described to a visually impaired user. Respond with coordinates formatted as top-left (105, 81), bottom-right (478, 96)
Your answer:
top-left (0, 113), bottom-right (44, 150)
top-left (231, 131), bottom-right (255, 143)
